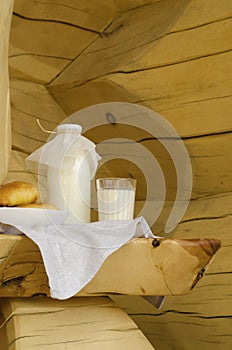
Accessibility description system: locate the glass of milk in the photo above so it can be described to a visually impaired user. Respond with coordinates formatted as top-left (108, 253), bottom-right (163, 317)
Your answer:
top-left (96, 178), bottom-right (136, 221)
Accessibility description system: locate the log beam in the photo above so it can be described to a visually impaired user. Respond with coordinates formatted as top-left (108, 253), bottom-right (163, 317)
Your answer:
top-left (0, 297), bottom-right (155, 350)
top-left (0, 236), bottom-right (220, 298)
top-left (0, 0), bottom-right (14, 183)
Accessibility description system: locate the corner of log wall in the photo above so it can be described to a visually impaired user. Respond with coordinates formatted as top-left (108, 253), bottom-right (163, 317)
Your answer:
top-left (0, 0), bottom-right (231, 349)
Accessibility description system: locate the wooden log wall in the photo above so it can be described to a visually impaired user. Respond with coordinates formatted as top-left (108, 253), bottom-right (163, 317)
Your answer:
top-left (1, 0), bottom-right (232, 349)
top-left (0, 297), bottom-right (155, 349)
top-left (112, 192), bottom-right (232, 349)
top-left (0, 0), bottom-right (14, 183)
top-left (0, 235), bottom-right (220, 298)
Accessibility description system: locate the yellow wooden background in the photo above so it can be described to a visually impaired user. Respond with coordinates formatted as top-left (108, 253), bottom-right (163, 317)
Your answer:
top-left (1, 0), bottom-right (231, 349)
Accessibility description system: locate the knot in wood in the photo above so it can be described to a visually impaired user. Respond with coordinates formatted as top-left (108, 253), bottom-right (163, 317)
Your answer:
top-left (198, 268), bottom-right (206, 279)
top-left (152, 238), bottom-right (160, 247)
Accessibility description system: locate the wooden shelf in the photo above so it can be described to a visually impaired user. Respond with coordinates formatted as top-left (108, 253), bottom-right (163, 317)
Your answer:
top-left (0, 235), bottom-right (220, 298)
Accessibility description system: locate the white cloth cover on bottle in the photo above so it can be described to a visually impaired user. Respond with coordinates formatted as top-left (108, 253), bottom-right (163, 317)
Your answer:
top-left (26, 124), bottom-right (100, 177)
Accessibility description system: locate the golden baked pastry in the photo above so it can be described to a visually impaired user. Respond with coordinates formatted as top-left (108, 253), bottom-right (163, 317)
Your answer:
top-left (18, 203), bottom-right (59, 210)
top-left (0, 181), bottom-right (38, 207)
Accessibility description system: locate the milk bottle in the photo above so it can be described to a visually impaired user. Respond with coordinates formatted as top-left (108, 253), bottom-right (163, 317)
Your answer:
top-left (26, 124), bottom-right (101, 223)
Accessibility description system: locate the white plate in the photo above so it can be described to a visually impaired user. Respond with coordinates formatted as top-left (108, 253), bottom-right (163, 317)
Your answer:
top-left (0, 207), bottom-right (67, 227)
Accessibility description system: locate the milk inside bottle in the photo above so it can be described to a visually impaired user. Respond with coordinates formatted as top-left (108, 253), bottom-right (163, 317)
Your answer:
top-left (26, 124), bottom-right (101, 223)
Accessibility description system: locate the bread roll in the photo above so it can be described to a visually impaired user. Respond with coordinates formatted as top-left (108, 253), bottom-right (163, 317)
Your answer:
top-left (0, 181), bottom-right (38, 206)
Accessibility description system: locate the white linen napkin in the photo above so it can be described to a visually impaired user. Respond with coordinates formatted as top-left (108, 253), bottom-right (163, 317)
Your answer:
top-left (1, 217), bottom-right (157, 299)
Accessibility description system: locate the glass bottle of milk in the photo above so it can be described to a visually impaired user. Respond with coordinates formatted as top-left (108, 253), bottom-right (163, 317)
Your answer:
top-left (26, 124), bottom-right (101, 223)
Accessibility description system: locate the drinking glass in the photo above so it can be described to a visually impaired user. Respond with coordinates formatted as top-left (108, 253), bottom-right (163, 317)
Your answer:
top-left (96, 178), bottom-right (136, 221)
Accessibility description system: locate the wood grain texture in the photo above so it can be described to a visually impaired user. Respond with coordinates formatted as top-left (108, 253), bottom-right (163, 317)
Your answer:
top-left (112, 192), bottom-right (232, 350)
top-left (9, 14), bottom-right (96, 60)
top-left (9, 0), bottom-right (120, 85)
top-left (49, 0), bottom-right (190, 86)
top-left (0, 0), bottom-right (14, 183)
top-left (4, 80), bottom-right (67, 185)
top-left (170, 0), bottom-right (232, 31)
top-left (0, 297), bottom-right (155, 350)
top-left (91, 132), bottom-right (232, 200)
top-left (113, 0), bottom-right (160, 12)
top-left (45, 0), bottom-right (232, 204)
top-left (5, 0), bottom-right (232, 349)
top-left (107, 51), bottom-right (232, 133)
top-left (13, 0), bottom-right (119, 32)
top-left (123, 17), bottom-right (232, 71)
top-left (9, 55), bottom-right (71, 84)
top-left (0, 236), bottom-right (220, 298)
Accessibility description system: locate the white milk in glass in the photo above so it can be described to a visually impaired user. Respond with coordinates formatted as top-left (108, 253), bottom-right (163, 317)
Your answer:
top-left (96, 178), bottom-right (136, 221)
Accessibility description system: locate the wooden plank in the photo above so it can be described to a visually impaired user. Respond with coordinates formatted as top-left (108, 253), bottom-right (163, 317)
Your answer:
top-left (113, 276), bottom-right (232, 349)
top-left (11, 107), bottom-right (56, 154)
top-left (157, 96), bottom-right (232, 137)
top-left (0, 236), bottom-right (220, 298)
top-left (10, 80), bottom-right (67, 125)
top-left (48, 1), bottom-right (232, 138)
top-left (6, 132), bottom-right (232, 216)
top-left (49, 79), bottom-right (135, 115)
top-left (17, 89), bottom-right (228, 202)
top-left (13, 0), bottom-right (119, 32)
top-left (9, 0), bottom-right (120, 84)
top-left (0, 297), bottom-right (155, 350)
top-left (50, 80), bottom-right (232, 139)
top-left (117, 9), bottom-right (232, 137)
top-left (171, 0), bottom-right (232, 31)
top-left (0, 0), bottom-right (14, 183)
top-left (186, 133), bottom-right (232, 197)
top-left (5, 150), bottom-right (38, 185)
top-left (129, 305), bottom-right (232, 350)
top-left (46, 1), bottom-right (232, 137)
top-left (112, 273), bottom-right (232, 317)
top-left (9, 55), bottom-right (71, 84)
top-left (112, 191), bottom-right (232, 350)
top-left (133, 133), bottom-right (232, 199)
top-left (130, 192), bottom-right (231, 242)
top-left (112, 273), bottom-right (232, 349)
top-left (118, 273), bottom-right (232, 350)
top-left (92, 133), bottom-right (232, 201)
top-left (9, 14), bottom-right (96, 60)
top-left (179, 192), bottom-right (232, 224)
top-left (124, 15), bottom-right (232, 71)
top-left (107, 51), bottom-right (232, 134)
top-left (4, 80), bottom-right (67, 185)
top-left (114, 0), bottom-right (160, 12)
top-left (50, 0), bottom-right (190, 86)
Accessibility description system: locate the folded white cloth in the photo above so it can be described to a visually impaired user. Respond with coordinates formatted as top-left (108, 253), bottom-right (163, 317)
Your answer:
top-left (1, 217), bottom-right (157, 299)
